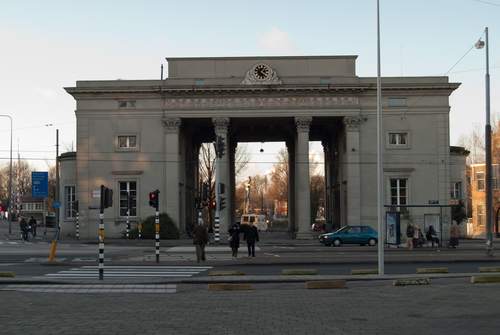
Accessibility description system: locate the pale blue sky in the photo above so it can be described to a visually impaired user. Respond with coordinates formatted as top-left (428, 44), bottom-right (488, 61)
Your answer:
top-left (0, 0), bottom-right (498, 174)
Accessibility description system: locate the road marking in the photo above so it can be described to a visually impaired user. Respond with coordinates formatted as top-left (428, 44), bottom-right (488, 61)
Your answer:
top-left (0, 284), bottom-right (177, 294)
top-left (42, 265), bottom-right (212, 279)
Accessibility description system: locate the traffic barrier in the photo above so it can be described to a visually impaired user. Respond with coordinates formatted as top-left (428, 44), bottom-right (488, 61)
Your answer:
top-left (351, 268), bottom-right (378, 275)
top-left (416, 267), bottom-right (448, 274)
top-left (479, 267), bottom-right (500, 273)
top-left (208, 270), bottom-right (245, 276)
top-left (281, 269), bottom-right (318, 275)
top-left (208, 283), bottom-right (254, 291)
top-left (471, 275), bottom-right (500, 284)
top-left (0, 272), bottom-right (15, 278)
top-left (393, 278), bottom-right (431, 286)
top-left (305, 280), bottom-right (346, 289)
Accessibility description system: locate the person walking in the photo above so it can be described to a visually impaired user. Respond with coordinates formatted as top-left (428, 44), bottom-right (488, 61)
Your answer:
top-left (192, 223), bottom-right (209, 263)
top-left (29, 216), bottom-right (37, 238)
top-left (243, 224), bottom-right (259, 257)
top-left (406, 223), bottom-right (414, 250)
top-left (449, 222), bottom-right (460, 248)
top-left (19, 217), bottom-right (29, 241)
top-left (228, 223), bottom-right (240, 258)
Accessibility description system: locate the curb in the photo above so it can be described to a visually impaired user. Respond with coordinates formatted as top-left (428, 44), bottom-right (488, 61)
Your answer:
top-left (282, 269), bottom-right (318, 275)
top-left (208, 270), bottom-right (245, 276)
top-left (351, 269), bottom-right (378, 275)
top-left (0, 272), bottom-right (15, 278)
top-left (416, 267), bottom-right (449, 274)
top-left (471, 275), bottom-right (500, 284)
top-left (478, 267), bottom-right (500, 273)
top-left (208, 283), bottom-right (254, 291)
top-left (305, 280), bottom-right (346, 289)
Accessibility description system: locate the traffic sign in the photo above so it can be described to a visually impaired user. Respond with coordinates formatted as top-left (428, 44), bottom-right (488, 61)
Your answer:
top-left (32, 172), bottom-right (49, 198)
top-left (53, 201), bottom-right (61, 209)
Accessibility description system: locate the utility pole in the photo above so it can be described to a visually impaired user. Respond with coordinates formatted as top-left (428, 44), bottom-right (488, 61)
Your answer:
top-left (376, 0), bottom-right (385, 275)
top-left (55, 129), bottom-right (60, 239)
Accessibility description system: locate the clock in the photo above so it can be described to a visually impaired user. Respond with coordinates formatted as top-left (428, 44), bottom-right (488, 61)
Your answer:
top-left (253, 64), bottom-right (271, 80)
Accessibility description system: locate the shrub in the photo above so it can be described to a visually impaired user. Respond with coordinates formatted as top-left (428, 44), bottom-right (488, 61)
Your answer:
top-left (128, 213), bottom-right (179, 239)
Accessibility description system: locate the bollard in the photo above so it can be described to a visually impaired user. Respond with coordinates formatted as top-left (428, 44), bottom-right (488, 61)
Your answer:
top-left (214, 216), bottom-right (220, 244)
top-left (155, 211), bottom-right (160, 263)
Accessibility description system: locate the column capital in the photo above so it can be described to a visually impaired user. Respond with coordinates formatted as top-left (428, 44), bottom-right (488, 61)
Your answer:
top-left (162, 117), bottom-right (181, 133)
top-left (212, 117), bottom-right (230, 134)
top-left (295, 116), bottom-right (312, 133)
top-left (343, 116), bottom-right (365, 131)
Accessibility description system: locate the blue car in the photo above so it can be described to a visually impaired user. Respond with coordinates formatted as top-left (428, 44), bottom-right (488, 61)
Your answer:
top-left (319, 225), bottom-right (378, 247)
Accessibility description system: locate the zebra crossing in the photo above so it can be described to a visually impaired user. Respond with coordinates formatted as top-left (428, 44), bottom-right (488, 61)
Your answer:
top-left (43, 265), bottom-right (212, 279)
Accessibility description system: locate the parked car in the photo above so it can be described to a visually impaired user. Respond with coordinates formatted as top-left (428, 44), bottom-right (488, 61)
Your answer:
top-left (318, 225), bottom-right (378, 247)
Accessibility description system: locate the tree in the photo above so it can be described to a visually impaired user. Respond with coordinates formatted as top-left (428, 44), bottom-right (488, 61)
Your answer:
top-left (310, 174), bottom-right (325, 223)
top-left (267, 149), bottom-right (288, 205)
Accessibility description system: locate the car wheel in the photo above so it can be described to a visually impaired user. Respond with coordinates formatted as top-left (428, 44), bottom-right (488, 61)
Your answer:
top-left (360, 244), bottom-right (365, 246)
top-left (324, 243), bottom-right (331, 247)
top-left (333, 239), bottom-right (341, 247)
top-left (368, 238), bottom-right (377, 246)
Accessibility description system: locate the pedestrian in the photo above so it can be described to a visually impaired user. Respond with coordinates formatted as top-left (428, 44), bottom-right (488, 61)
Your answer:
top-left (228, 223), bottom-right (240, 258)
top-left (243, 223), bottom-right (259, 257)
top-left (29, 216), bottom-right (37, 238)
top-left (19, 217), bottom-right (29, 241)
top-left (449, 222), bottom-right (460, 248)
top-left (192, 223), bottom-right (209, 263)
top-left (426, 225), bottom-right (439, 248)
top-left (406, 223), bottom-right (414, 250)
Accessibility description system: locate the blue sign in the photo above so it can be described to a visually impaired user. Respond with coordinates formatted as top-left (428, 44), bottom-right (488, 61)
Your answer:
top-left (52, 201), bottom-right (61, 209)
top-left (32, 171), bottom-right (49, 198)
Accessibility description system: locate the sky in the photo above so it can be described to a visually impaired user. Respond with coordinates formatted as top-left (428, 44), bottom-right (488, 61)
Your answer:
top-left (0, 0), bottom-right (499, 176)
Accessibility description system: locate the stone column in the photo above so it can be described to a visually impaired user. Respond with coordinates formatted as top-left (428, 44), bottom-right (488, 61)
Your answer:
top-left (229, 141), bottom-right (237, 225)
top-left (343, 116), bottom-right (363, 226)
top-left (286, 140), bottom-right (296, 235)
top-left (212, 117), bottom-right (231, 234)
top-left (163, 117), bottom-right (181, 229)
top-left (295, 116), bottom-right (312, 239)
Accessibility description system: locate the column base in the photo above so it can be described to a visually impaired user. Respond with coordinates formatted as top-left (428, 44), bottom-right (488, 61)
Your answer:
top-left (295, 231), bottom-right (314, 240)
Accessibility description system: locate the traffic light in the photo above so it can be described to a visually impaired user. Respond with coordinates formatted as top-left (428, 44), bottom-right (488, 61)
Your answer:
top-left (74, 200), bottom-right (79, 213)
top-left (103, 187), bottom-right (113, 209)
top-left (202, 182), bottom-right (209, 201)
top-left (219, 196), bottom-right (226, 212)
top-left (149, 189), bottom-right (160, 210)
top-left (215, 135), bottom-right (225, 158)
top-left (218, 182), bottom-right (225, 195)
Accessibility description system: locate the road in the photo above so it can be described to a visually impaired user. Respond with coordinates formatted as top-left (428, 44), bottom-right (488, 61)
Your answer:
top-left (1, 279), bottom-right (500, 334)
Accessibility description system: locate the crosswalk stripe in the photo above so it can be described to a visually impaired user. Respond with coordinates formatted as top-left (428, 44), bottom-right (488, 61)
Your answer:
top-left (43, 265), bottom-right (213, 279)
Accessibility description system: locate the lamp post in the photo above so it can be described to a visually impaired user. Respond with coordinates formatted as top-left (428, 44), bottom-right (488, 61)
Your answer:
top-left (376, 0), bottom-right (385, 275)
top-left (0, 115), bottom-right (13, 234)
top-left (475, 28), bottom-right (494, 256)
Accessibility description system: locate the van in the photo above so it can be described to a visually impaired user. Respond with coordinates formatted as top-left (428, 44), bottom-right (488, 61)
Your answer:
top-left (240, 214), bottom-right (268, 231)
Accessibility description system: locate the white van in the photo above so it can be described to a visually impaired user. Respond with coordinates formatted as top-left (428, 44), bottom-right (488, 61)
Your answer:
top-left (240, 214), bottom-right (268, 231)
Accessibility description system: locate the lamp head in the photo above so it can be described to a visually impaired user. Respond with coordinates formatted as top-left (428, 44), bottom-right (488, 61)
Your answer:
top-left (475, 39), bottom-right (485, 49)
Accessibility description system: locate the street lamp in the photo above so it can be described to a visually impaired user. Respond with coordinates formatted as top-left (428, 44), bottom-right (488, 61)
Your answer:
top-left (0, 115), bottom-right (13, 234)
top-left (475, 28), bottom-right (494, 256)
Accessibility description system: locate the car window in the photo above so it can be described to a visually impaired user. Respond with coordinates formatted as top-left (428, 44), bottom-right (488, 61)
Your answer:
top-left (361, 226), bottom-right (371, 233)
top-left (350, 227), bottom-right (361, 234)
top-left (242, 216), bottom-right (248, 223)
top-left (335, 226), bottom-right (349, 233)
top-left (249, 216), bottom-right (255, 223)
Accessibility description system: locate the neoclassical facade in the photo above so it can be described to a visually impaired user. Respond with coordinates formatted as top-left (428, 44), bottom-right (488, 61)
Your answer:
top-left (61, 56), bottom-right (462, 239)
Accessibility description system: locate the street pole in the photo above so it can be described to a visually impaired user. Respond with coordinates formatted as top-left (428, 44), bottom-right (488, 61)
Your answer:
top-left (155, 208), bottom-right (160, 263)
top-left (0, 115), bottom-right (13, 234)
top-left (376, 0), bottom-right (385, 275)
top-left (484, 27), bottom-right (494, 256)
top-left (55, 129), bottom-right (60, 240)
top-left (126, 191), bottom-right (130, 239)
top-left (214, 153), bottom-right (221, 244)
top-left (99, 185), bottom-right (105, 280)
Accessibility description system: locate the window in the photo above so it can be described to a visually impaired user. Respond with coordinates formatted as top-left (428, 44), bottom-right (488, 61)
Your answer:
top-left (389, 132), bottom-right (408, 146)
top-left (388, 98), bottom-right (407, 107)
top-left (349, 226), bottom-right (361, 234)
top-left (390, 178), bottom-right (408, 208)
top-left (118, 135), bottom-right (137, 149)
top-left (118, 100), bottom-right (136, 108)
top-left (477, 205), bottom-right (485, 226)
top-left (476, 172), bottom-right (485, 191)
top-left (450, 182), bottom-right (462, 199)
top-left (119, 181), bottom-right (137, 217)
top-left (64, 186), bottom-right (76, 218)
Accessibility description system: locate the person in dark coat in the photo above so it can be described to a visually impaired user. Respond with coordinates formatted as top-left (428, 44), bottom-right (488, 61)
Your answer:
top-left (243, 224), bottom-right (259, 257)
top-left (19, 217), bottom-right (29, 241)
top-left (426, 225), bottom-right (439, 248)
top-left (29, 216), bottom-right (37, 237)
top-left (192, 223), bottom-right (209, 263)
top-left (228, 223), bottom-right (240, 258)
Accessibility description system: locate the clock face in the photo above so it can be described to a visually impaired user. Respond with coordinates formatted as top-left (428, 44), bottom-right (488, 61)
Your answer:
top-left (253, 64), bottom-right (270, 80)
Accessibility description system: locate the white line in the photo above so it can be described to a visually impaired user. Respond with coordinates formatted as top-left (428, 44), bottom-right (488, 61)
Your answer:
top-left (80, 265), bottom-right (212, 271)
top-left (44, 273), bottom-right (194, 277)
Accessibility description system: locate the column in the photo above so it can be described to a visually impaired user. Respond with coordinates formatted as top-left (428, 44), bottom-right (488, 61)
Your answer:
top-left (229, 140), bottom-right (237, 225)
top-left (163, 117), bottom-right (181, 229)
top-left (343, 116), bottom-right (363, 226)
top-left (295, 116), bottom-right (312, 239)
top-left (286, 140), bottom-right (296, 235)
top-left (213, 117), bottom-right (231, 234)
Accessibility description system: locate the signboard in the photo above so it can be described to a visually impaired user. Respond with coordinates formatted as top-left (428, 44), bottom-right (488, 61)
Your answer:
top-left (52, 201), bottom-right (61, 209)
top-left (31, 172), bottom-right (49, 198)
top-left (385, 211), bottom-right (401, 245)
